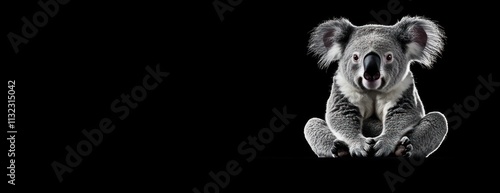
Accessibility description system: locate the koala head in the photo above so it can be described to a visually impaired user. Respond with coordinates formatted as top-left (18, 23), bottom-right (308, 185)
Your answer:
top-left (309, 16), bottom-right (445, 92)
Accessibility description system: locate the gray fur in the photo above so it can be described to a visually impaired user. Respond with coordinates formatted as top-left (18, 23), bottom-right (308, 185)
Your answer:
top-left (304, 16), bottom-right (448, 158)
top-left (308, 18), bottom-right (355, 68)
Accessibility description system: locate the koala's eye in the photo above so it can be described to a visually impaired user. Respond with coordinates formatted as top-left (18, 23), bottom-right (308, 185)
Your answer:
top-left (353, 54), bottom-right (359, 62)
top-left (386, 54), bottom-right (393, 61)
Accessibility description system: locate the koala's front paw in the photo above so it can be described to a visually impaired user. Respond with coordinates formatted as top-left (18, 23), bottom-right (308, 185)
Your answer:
top-left (373, 137), bottom-right (399, 157)
top-left (394, 136), bottom-right (413, 157)
top-left (349, 138), bottom-right (372, 157)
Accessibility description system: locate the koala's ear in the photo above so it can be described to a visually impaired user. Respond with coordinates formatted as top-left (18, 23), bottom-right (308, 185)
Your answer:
top-left (308, 18), bottom-right (355, 69)
top-left (394, 16), bottom-right (446, 68)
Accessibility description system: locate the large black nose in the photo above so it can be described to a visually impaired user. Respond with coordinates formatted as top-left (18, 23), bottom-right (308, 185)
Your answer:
top-left (363, 52), bottom-right (381, 81)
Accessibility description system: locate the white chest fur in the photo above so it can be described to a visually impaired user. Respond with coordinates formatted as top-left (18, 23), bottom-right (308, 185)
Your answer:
top-left (334, 74), bottom-right (413, 121)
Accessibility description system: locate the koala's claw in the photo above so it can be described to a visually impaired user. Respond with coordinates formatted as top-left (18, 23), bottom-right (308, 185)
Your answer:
top-left (331, 139), bottom-right (350, 158)
top-left (351, 148), bottom-right (368, 157)
top-left (349, 138), bottom-right (372, 157)
top-left (394, 136), bottom-right (413, 157)
top-left (366, 138), bottom-right (376, 145)
top-left (373, 138), bottom-right (395, 157)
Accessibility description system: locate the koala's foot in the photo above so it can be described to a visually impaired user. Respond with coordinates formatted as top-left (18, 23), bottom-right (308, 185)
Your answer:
top-left (394, 136), bottom-right (413, 157)
top-left (331, 139), bottom-right (350, 158)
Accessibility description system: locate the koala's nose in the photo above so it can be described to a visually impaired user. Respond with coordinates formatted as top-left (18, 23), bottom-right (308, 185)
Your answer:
top-left (363, 52), bottom-right (381, 81)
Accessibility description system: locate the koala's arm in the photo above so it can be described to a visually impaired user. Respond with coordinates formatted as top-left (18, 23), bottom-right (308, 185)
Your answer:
top-left (325, 80), bottom-right (371, 157)
top-left (373, 83), bottom-right (423, 156)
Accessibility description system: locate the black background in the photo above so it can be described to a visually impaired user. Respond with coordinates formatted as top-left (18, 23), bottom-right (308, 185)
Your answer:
top-left (4, 0), bottom-right (499, 192)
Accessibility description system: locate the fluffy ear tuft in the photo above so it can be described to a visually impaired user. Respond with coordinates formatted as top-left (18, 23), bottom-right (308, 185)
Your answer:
top-left (308, 18), bottom-right (355, 69)
top-left (394, 16), bottom-right (446, 68)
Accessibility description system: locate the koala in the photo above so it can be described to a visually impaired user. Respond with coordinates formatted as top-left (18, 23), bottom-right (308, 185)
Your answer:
top-left (304, 16), bottom-right (448, 158)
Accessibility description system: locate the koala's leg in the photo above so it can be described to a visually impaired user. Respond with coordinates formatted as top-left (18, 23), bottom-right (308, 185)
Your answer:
top-left (304, 118), bottom-right (349, 157)
top-left (406, 112), bottom-right (448, 157)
